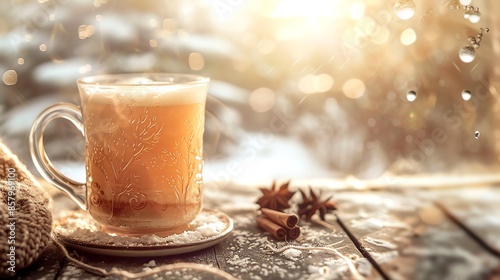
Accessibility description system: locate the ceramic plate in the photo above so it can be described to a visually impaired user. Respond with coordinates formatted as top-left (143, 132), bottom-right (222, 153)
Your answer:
top-left (53, 209), bottom-right (233, 257)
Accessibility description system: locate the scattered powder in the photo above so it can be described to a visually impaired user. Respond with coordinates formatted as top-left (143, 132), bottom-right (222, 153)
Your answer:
top-left (54, 210), bottom-right (229, 247)
top-left (221, 214), bottom-right (305, 280)
top-left (469, 215), bottom-right (500, 228)
top-left (350, 217), bottom-right (409, 232)
top-left (350, 218), bottom-right (384, 231)
top-left (403, 247), bottom-right (486, 279)
top-left (355, 258), bottom-right (372, 276)
top-left (307, 265), bottom-right (319, 274)
top-left (144, 260), bottom-right (157, 267)
top-left (403, 246), bottom-right (479, 264)
top-left (60, 265), bottom-right (83, 280)
top-left (371, 250), bottom-right (399, 264)
top-left (363, 237), bottom-right (397, 249)
top-left (226, 255), bottom-right (251, 267)
top-left (307, 259), bottom-right (350, 279)
top-left (283, 248), bottom-right (302, 260)
top-left (487, 233), bottom-right (500, 249)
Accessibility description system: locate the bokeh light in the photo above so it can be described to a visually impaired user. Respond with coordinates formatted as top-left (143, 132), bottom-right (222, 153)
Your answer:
top-left (2, 70), bottom-right (18, 86)
top-left (419, 206), bottom-right (445, 225)
top-left (78, 25), bottom-right (95, 39)
top-left (342, 79), bottom-right (365, 99)
top-left (79, 64), bottom-right (92, 74)
top-left (315, 74), bottom-right (334, 93)
top-left (162, 19), bottom-right (177, 35)
top-left (299, 74), bottom-right (316, 94)
top-left (93, 0), bottom-right (108, 8)
top-left (249, 87), bottom-right (275, 112)
top-left (299, 74), bottom-right (334, 94)
top-left (188, 52), bottom-right (205, 71)
top-left (401, 28), bottom-right (417, 46)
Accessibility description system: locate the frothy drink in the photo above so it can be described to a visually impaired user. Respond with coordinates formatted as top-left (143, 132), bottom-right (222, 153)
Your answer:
top-left (80, 79), bottom-right (207, 234)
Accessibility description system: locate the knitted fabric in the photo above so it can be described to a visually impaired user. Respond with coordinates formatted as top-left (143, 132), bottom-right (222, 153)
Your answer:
top-left (0, 139), bottom-right (52, 277)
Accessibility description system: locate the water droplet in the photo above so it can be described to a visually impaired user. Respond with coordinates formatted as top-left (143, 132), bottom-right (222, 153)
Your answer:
top-left (459, 46), bottom-right (476, 63)
top-left (469, 10), bottom-right (481, 23)
top-left (474, 131), bottom-right (480, 139)
top-left (394, 0), bottom-right (416, 20)
top-left (2, 70), bottom-right (18, 86)
top-left (39, 44), bottom-right (47, 52)
top-left (461, 89), bottom-right (472, 101)
top-left (460, 0), bottom-right (472, 5)
top-left (406, 90), bottom-right (417, 102)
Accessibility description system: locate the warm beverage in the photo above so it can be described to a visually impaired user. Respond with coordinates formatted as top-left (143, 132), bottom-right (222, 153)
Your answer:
top-left (81, 82), bottom-right (206, 234)
top-left (30, 73), bottom-right (209, 235)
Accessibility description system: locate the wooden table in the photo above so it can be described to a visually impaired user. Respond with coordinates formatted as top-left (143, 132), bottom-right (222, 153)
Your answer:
top-left (14, 182), bottom-right (500, 279)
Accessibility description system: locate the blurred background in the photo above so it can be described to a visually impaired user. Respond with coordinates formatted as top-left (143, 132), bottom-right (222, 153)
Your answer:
top-left (1, 0), bottom-right (500, 186)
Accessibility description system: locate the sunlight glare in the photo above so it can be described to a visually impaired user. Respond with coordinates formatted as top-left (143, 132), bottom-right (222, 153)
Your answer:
top-left (272, 0), bottom-right (339, 18)
top-left (349, 2), bottom-right (365, 20)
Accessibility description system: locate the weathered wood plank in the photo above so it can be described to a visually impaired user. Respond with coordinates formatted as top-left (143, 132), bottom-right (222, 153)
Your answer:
top-left (334, 190), bottom-right (500, 280)
top-left (16, 183), bottom-right (500, 279)
top-left (214, 210), bottom-right (381, 280)
top-left (433, 186), bottom-right (500, 255)
top-left (56, 244), bottom-right (225, 279)
top-left (45, 208), bottom-right (378, 280)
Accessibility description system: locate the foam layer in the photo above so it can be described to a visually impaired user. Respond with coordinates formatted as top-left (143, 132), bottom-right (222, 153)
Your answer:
top-left (80, 82), bottom-right (208, 106)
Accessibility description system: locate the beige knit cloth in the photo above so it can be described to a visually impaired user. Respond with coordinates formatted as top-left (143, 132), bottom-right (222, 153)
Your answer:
top-left (0, 139), bottom-right (52, 278)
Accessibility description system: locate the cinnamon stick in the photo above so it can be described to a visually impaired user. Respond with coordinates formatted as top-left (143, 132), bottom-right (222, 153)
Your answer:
top-left (256, 216), bottom-right (287, 240)
top-left (287, 227), bottom-right (301, 239)
top-left (261, 208), bottom-right (299, 229)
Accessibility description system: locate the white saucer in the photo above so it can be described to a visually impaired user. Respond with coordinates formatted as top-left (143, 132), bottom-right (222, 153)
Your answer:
top-left (53, 209), bottom-right (233, 257)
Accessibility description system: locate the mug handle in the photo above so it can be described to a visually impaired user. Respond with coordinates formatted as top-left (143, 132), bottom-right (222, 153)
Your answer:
top-left (29, 102), bottom-right (87, 210)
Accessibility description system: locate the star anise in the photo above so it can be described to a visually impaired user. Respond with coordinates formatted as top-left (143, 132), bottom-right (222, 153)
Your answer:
top-left (256, 181), bottom-right (295, 211)
top-left (298, 186), bottom-right (337, 221)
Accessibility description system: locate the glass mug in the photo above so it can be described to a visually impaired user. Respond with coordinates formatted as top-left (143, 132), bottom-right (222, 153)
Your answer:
top-left (30, 73), bottom-right (209, 235)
